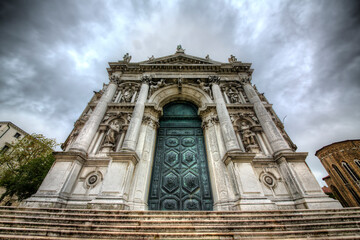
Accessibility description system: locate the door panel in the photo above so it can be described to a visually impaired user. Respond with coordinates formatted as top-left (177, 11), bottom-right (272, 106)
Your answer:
top-left (148, 102), bottom-right (213, 210)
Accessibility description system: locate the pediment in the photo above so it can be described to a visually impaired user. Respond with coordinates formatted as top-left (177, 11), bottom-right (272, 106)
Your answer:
top-left (139, 54), bottom-right (221, 65)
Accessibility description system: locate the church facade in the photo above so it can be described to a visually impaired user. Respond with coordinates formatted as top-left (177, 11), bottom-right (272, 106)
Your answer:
top-left (25, 46), bottom-right (341, 210)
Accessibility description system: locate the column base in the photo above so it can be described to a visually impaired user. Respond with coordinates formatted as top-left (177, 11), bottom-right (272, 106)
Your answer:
top-left (294, 196), bottom-right (343, 209)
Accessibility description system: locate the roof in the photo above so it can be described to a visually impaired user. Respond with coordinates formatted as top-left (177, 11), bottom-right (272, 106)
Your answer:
top-left (315, 139), bottom-right (360, 156)
top-left (0, 121), bottom-right (29, 136)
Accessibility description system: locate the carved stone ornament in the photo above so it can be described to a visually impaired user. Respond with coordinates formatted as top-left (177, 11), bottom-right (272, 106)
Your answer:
top-left (240, 76), bottom-right (251, 85)
top-left (197, 79), bottom-right (212, 99)
top-left (149, 78), bottom-right (167, 97)
top-left (261, 173), bottom-right (276, 188)
top-left (85, 171), bottom-right (102, 189)
top-left (202, 115), bottom-right (219, 129)
top-left (228, 55), bottom-right (237, 63)
top-left (123, 53), bottom-right (132, 63)
top-left (240, 121), bottom-right (260, 153)
top-left (109, 75), bottom-right (120, 84)
top-left (208, 75), bottom-right (220, 85)
top-left (141, 75), bottom-right (152, 84)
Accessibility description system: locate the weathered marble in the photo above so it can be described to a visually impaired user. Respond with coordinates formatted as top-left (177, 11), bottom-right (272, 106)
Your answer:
top-left (70, 82), bottom-right (118, 154)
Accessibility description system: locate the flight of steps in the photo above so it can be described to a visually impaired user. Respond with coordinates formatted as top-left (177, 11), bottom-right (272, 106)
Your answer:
top-left (0, 206), bottom-right (360, 239)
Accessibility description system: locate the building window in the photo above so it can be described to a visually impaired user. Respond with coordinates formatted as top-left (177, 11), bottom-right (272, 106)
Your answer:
top-left (14, 132), bottom-right (21, 139)
top-left (342, 162), bottom-right (360, 182)
top-left (333, 165), bottom-right (348, 184)
top-left (355, 159), bottom-right (360, 169)
top-left (1, 145), bottom-right (9, 153)
top-left (330, 185), bottom-right (349, 207)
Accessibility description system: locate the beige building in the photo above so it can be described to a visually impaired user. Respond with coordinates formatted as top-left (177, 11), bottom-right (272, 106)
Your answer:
top-left (24, 47), bottom-right (341, 211)
top-left (316, 140), bottom-right (360, 207)
top-left (0, 121), bottom-right (28, 153)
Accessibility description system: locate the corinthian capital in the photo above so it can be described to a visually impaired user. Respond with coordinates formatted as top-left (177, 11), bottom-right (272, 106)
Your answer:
top-left (141, 75), bottom-right (152, 84)
top-left (109, 75), bottom-right (120, 84)
top-left (208, 75), bottom-right (220, 85)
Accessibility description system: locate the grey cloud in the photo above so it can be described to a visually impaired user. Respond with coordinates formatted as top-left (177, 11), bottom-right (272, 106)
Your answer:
top-left (0, 0), bottom-right (359, 185)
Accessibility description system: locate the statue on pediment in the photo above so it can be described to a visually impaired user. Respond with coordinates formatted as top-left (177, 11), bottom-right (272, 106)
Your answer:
top-left (176, 45), bottom-right (185, 53)
top-left (228, 55), bottom-right (237, 63)
top-left (123, 53), bottom-right (132, 63)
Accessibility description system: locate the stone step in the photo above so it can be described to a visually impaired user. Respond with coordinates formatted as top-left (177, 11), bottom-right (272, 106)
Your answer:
top-left (1, 207), bottom-right (359, 239)
top-left (1, 209), bottom-right (359, 221)
top-left (1, 206), bottom-right (359, 215)
top-left (1, 226), bottom-right (360, 239)
top-left (1, 214), bottom-right (359, 226)
top-left (1, 235), bottom-right (360, 240)
top-left (0, 220), bottom-right (359, 232)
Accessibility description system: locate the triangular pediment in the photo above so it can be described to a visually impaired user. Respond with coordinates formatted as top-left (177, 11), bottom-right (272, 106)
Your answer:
top-left (139, 54), bottom-right (221, 65)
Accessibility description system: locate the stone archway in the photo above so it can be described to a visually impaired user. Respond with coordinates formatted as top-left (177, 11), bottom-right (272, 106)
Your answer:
top-left (148, 101), bottom-right (213, 210)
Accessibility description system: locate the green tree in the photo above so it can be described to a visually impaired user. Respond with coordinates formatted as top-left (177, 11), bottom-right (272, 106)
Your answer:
top-left (0, 133), bottom-right (57, 203)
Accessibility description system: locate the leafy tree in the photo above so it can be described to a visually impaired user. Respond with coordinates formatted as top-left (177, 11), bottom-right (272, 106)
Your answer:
top-left (0, 134), bottom-right (57, 203)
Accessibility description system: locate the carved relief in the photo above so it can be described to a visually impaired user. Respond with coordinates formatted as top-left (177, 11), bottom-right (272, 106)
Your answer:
top-left (84, 171), bottom-right (103, 189)
top-left (149, 79), bottom-right (167, 97)
top-left (197, 79), bottom-right (212, 99)
top-left (117, 83), bottom-right (140, 103)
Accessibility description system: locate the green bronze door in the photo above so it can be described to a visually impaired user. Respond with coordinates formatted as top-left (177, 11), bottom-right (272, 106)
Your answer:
top-left (148, 102), bottom-right (213, 210)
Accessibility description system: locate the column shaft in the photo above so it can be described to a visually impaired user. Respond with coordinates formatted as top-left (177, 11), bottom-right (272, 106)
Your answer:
top-left (211, 83), bottom-right (241, 152)
top-left (122, 81), bottom-right (149, 151)
top-left (70, 82), bottom-right (117, 154)
top-left (243, 83), bottom-right (291, 154)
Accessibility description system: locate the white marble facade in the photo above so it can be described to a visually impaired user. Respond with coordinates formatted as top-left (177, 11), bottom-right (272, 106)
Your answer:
top-left (24, 47), bottom-right (341, 210)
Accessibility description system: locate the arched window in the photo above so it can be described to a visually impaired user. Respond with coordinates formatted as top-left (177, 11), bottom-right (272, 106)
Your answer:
top-left (354, 159), bottom-right (360, 169)
top-left (330, 185), bottom-right (349, 207)
top-left (332, 165), bottom-right (348, 184)
top-left (342, 162), bottom-right (360, 182)
top-left (348, 186), bottom-right (360, 205)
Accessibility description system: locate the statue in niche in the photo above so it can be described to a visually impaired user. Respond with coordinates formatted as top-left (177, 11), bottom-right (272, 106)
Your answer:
top-left (103, 120), bottom-right (121, 147)
top-left (121, 88), bottom-right (134, 102)
top-left (123, 53), bottom-right (132, 62)
top-left (240, 121), bottom-right (260, 153)
top-left (228, 55), bottom-right (237, 63)
top-left (226, 87), bottom-right (240, 103)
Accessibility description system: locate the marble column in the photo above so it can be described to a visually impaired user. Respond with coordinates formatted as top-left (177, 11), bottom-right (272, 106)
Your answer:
top-left (209, 76), bottom-right (241, 152)
top-left (69, 79), bottom-right (118, 154)
top-left (122, 76), bottom-right (150, 152)
top-left (242, 79), bottom-right (291, 154)
top-left (202, 115), bottom-right (237, 210)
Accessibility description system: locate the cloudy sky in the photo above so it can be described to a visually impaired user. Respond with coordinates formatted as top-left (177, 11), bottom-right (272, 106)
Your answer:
top-left (1, 0), bottom-right (359, 185)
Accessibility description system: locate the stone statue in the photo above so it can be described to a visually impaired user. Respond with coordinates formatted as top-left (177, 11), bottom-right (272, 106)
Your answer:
top-left (177, 45), bottom-right (184, 51)
top-left (205, 54), bottom-right (210, 60)
top-left (121, 88), bottom-right (133, 102)
top-left (197, 79), bottom-right (212, 99)
top-left (123, 53), bottom-right (132, 62)
top-left (228, 55), bottom-right (237, 63)
top-left (226, 88), bottom-right (239, 103)
top-left (104, 120), bottom-right (121, 145)
top-left (149, 79), bottom-right (166, 96)
top-left (240, 122), bottom-right (257, 149)
top-left (148, 55), bottom-right (155, 61)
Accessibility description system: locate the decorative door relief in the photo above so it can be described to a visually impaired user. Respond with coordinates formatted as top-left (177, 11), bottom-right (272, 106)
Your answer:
top-left (148, 102), bottom-right (213, 211)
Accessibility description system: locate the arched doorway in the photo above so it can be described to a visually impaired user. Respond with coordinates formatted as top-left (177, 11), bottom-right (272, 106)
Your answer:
top-left (148, 101), bottom-right (213, 210)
